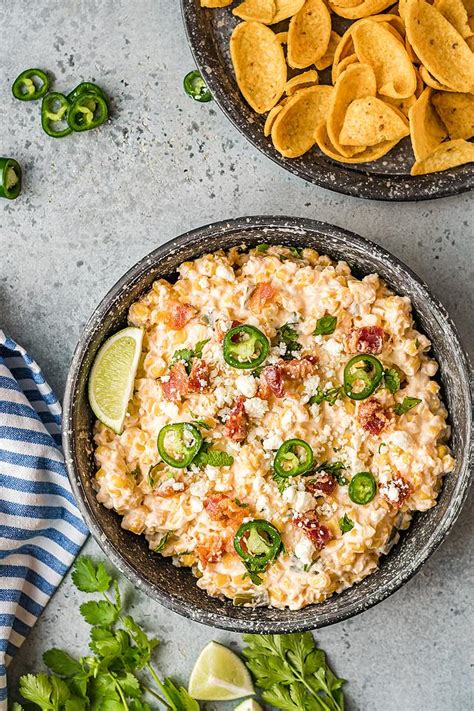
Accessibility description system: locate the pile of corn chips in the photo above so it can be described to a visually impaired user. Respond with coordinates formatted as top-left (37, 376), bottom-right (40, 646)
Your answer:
top-left (200, 0), bottom-right (474, 175)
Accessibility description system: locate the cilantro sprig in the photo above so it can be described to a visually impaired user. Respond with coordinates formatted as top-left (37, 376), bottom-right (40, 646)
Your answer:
top-left (394, 396), bottom-right (421, 415)
top-left (275, 322), bottom-right (302, 360)
top-left (170, 339), bottom-right (209, 374)
top-left (314, 315), bottom-right (337, 336)
top-left (242, 632), bottom-right (346, 711)
top-left (308, 386), bottom-right (344, 407)
top-left (16, 557), bottom-right (199, 711)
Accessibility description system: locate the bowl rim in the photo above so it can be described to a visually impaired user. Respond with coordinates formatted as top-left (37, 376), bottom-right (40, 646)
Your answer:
top-left (180, 1), bottom-right (474, 202)
top-left (62, 215), bottom-right (473, 632)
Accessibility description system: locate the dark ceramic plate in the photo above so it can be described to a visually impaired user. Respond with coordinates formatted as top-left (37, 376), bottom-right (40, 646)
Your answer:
top-left (63, 216), bottom-right (472, 633)
top-left (181, 1), bottom-right (474, 201)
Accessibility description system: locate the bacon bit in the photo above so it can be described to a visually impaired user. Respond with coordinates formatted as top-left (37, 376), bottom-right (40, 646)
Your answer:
top-left (205, 494), bottom-right (247, 526)
top-left (380, 475), bottom-right (413, 508)
top-left (260, 364), bottom-right (285, 399)
top-left (196, 538), bottom-right (225, 566)
top-left (346, 326), bottom-right (385, 355)
top-left (358, 398), bottom-right (393, 435)
top-left (161, 363), bottom-right (188, 401)
top-left (155, 480), bottom-right (188, 498)
top-left (165, 302), bottom-right (197, 330)
top-left (188, 358), bottom-right (209, 393)
top-left (306, 472), bottom-right (336, 497)
top-left (248, 282), bottom-right (276, 312)
top-left (281, 355), bottom-right (318, 380)
top-left (293, 510), bottom-right (333, 550)
top-left (224, 396), bottom-right (248, 442)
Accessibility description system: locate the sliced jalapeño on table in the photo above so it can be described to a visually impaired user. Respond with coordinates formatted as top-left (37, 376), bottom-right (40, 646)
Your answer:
top-left (157, 422), bottom-right (203, 468)
top-left (67, 82), bottom-right (106, 104)
top-left (12, 68), bottom-right (49, 101)
top-left (348, 472), bottom-right (377, 505)
top-left (0, 158), bottom-right (21, 199)
top-left (183, 70), bottom-right (212, 102)
top-left (223, 324), bottom-right (269, 369)
top-left (234, 520), bottom-right (283, 585)
top-left (41, 93), bottom-right (72, 137)
top-left (343, 354), bottom-right (384, 400)
top-left (273, 438), bottom-right (314, 479)
top-left (67, 90), bottom-right (108, 132)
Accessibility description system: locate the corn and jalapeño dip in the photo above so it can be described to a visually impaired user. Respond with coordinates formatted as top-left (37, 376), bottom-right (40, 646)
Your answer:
top-left (92, 245), bottom-right (454, 610)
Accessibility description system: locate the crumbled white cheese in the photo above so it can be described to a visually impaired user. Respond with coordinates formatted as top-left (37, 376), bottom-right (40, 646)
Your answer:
top-left (323, 339), bottom-right (344, 357)
top-left (235, 375), bottom-right (258, 398)
top-left (294, 537), bottom-right (315, 566)
top-left (282, 485), bottom-right (298, 504)
top-left (262, 433), bottom-right (283, 451)
top-left (293, 491), bottom-right (316, 513)
top-left (380, 481), bottom-right (400, 502)
top-left (244, 397), bottom-right (269, 419)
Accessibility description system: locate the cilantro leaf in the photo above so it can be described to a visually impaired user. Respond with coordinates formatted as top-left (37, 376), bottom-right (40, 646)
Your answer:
top-left (314, 315), bottom-right (337, 336)
top-left (276, 323), bottom-right (302, 360)
top-left (19, 673), bottom-right (53, 709)
top-left (394, 396), bottom-right (421, 415)
top-left (159, 678), bottom-right (200, 711)
top-left (384, 368), bottom-right (401, 394)
top-left (170, 340), bottom-right (209, 373)
top-left (242, 633), bottom-right (345, 711)
top-left (194, 448), bottom-right (234, 468)
top-left (80, 599), bottom-right (119, 627)
top-left (339, 514), bottom-right (354, 534)
top-left (72, 557), bottom-right (112, 594)
top-left (255, 243), bottom-right (270, 252)
top-left (43, 649), bottom-right (82, 678)
top-left (313, 461), bottom-right (347, 485)
top-left (308, 386), bottom-right (343, 406)
top-left (11, 704), bottom-right (25, 711)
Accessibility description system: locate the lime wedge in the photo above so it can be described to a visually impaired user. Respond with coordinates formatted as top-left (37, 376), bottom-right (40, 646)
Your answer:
top-left (188, 641), bottom-right (255, 701)
top-left (88, 326), bottom-right (143, 434)
top-left (234, 700), bottom-right (263, 711)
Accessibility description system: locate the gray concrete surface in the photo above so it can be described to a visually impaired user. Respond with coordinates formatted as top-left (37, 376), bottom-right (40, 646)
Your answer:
top-left (1, 1), bottom-right (473, 709)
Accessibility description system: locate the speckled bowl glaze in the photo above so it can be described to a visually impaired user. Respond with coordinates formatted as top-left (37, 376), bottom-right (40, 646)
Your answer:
top-left (63, 217), bottom-right (472, 633)
top-left (181, 1), bottom-right (474, 201)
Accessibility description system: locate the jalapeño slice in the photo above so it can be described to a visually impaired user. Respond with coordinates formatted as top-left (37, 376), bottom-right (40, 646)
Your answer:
top-left (0, 158), bottom-right (21, 200)
top-left (223, 324), bottom-right (269, 370)
top-left (348, 472), bottom-right (377, 505)
top-left (67, 91), bottom-right (108, 132)
top-left (41, 93), bottom-right (72, 138)
top-left (157, 423), bottom-right (202, 468)
top-left (67, 82), bottom-right (106, 104)
top-left (344, 354), bottom-right (384, 400)
top-left (234, 520), bottom-right (283, 585)
top-left (12, 68), bottom-right (49, 101)
top-left (273, 438), bottom-right (314, 478)
top-left (183, 70), bottom-right (212, 102)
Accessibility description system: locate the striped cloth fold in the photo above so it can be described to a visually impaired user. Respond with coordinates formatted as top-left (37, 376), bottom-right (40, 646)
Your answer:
top-left (0, 330), bottom-right (88, 709)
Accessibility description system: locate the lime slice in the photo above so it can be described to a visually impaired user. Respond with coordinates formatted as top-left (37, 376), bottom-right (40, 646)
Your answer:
top-left (88, 326), bottom-right (143, 434)
top-left (234, 700), bottom-right (263, 711)
top-left (188, 641), bottom-right (255, 701)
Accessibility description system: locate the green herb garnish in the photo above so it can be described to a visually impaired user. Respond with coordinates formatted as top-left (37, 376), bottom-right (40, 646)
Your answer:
top-left (339, 514), bottom-right (354, 534)
top-left (313, 461), bottom-right (348, 485)
top-left (276, 322), bottom-right (302, 360)
top-left (17, 557), bottom-right (199, 711)
top-left (383, 368), bottom-right (401, 394)
top-left (309, 386), bottom-right (343, 406)
top-left (314, 315), bottom-right (337, 336)
top-left (193, 441), bottom-right (234, 468)
top-left (242, 633), bottom-right (346, 711)
top-left (394, 397), bottom-right (422, 415)
top-left (170, 339), bottom-right (209, 373)
top-left (255, 243), bottom-right (270, 253)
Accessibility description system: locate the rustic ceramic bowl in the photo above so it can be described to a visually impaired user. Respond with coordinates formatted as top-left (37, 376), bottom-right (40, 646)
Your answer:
top-left (63, 216), bottom-right (472, 633)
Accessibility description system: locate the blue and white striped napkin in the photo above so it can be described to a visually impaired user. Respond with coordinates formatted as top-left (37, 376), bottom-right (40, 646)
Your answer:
top-left (0, 330), bottom-right (88, 708)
